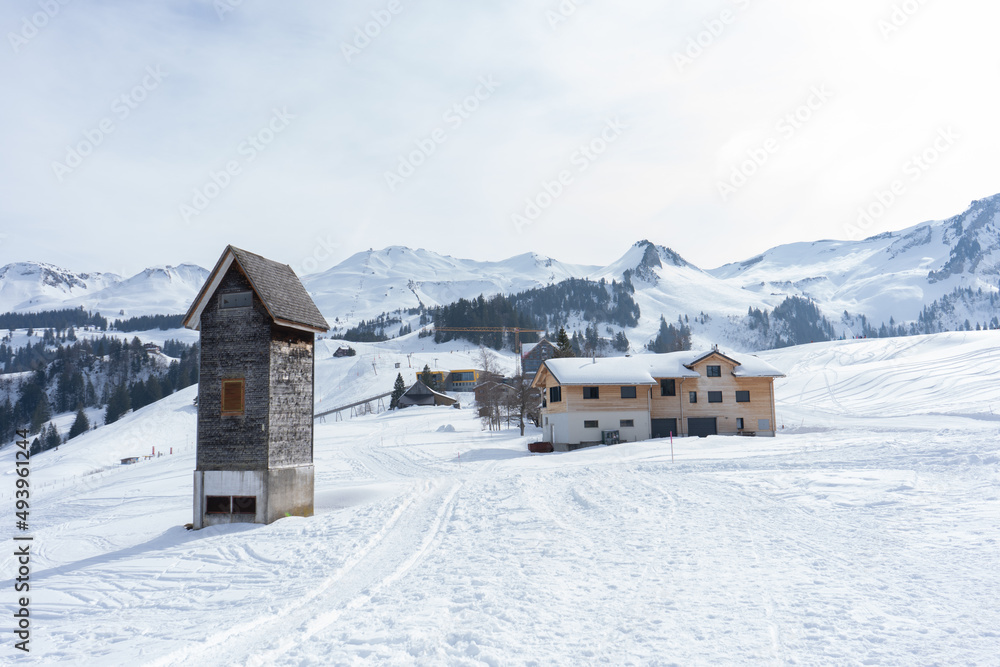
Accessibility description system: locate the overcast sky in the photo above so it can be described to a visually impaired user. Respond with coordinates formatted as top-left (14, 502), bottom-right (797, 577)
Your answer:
top-left (2, 0), bottom-right (998, 277)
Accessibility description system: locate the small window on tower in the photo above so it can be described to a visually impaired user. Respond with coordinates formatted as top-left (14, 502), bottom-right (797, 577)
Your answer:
top-left (232, 496), bottom-right (257, 515)
top-left (221, 379), bottom-right (245, 415)
top-left (206, 496), bottom-right (231, 514)
top-left (220, 291), bottom-right (252, 309)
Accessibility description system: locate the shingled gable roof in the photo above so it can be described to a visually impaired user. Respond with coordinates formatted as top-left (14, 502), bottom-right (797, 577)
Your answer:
top-left (183, 245), bottom-right (329, 333)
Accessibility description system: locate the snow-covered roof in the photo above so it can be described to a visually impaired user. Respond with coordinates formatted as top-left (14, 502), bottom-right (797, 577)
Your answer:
top-left (540, 350), bottom-right (784, 385)
top-left (543, 357), bottom-right (658, 385)
top-left (730, 355), bottom-right (786, 378)
top-left (520, 342), bottom-right (538, 357)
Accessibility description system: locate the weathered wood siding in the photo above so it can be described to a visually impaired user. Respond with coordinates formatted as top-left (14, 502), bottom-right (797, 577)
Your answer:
top-left (197, 266), bottom-right (271, 471)
top-left (267, 327), bottom-right (314, 468)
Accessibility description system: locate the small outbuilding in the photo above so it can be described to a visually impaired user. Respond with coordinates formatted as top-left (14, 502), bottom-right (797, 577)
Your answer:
top-left (183, 245), bottom-right (329, 529)
top-left (397, 379), bottom-right (458, 408)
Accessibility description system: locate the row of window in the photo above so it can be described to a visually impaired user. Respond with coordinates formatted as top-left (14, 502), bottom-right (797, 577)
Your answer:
top-left (584, 419), bottom-right (634, 428)
top-left (583, 418), bottom-right (758, 430)
top-left (554, 385), bottom-right (751, 403)
top-left (206, 495), bottom-right (257, 515)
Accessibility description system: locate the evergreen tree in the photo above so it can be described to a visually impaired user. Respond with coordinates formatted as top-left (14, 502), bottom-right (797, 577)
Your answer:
top-left (43, 422), bottom-right (60, 451)
top-left (554, 327), bottom-right (573, 357)
top-left (104, 384), bottom-right (131, 425)
top-left (390, 373), bottom-right (406, 410)
top-left (419, 364), bottom-right (437, 389)
top-left (29, 399), bottom-right (51, 435)
top-left (68, 408), bottom-right (90, 439)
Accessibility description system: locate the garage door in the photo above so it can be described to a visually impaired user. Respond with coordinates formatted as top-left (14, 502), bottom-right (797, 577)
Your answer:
top-left (688, 417), bottom-right (717, 437)
top-left (651, 418), bottom-right (678, 439)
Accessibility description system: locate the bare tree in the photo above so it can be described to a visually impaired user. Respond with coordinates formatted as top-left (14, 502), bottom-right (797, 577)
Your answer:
top-left (476, 347), bottom-right (506, 431)
top-left (506, 371), bottom-right (540, 436)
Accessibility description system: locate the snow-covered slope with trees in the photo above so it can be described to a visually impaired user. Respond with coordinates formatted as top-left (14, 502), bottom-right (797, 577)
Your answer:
top-left (2, 330), bottom-right (997, 664)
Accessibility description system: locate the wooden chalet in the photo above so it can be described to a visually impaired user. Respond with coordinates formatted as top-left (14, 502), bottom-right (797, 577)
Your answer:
top-left (531, 348), bottom-right (784, 451)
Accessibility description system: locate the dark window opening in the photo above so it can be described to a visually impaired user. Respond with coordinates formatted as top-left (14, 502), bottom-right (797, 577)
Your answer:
top-left (206, 496), bottom-right (231, 514)
top-left (737, 418), bottom-right (745, 429)
top-left (620, 386), bottom-right (637, 399)
top-left (707, 365), bottom-right (722, 377)
top-left (584, 420), bottom-right (599, 428)
top-left (736, 390), bottom-right (750, 403)
top-left (708, 391), bottom-right (723, 403)
top-left (550, 386), bottom-right (562, 403)
top-left (232, 496), bottom-right (257, 514)
top-left (220, 291), bottom-right (252, 309)
top-left (583, 387), bottom-right (599, 399)
top-left (222, 379), bottom-right (245, 415)
top-left (620, 419), bottom-right (634, 428)
top-left (689, 391), bottom-right (697, 403)
top-left (660, 379), bottom-right (676, 397)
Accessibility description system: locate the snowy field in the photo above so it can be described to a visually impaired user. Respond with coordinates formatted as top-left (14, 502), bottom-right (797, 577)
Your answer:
top-left (1, 331), bottom-right (998, 665)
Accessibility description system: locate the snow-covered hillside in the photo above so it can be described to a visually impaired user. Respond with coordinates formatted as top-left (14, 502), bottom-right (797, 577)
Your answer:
top-left (2, 330), bottom-right (997, 664)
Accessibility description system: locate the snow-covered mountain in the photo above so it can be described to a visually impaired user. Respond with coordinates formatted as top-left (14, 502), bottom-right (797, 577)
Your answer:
top-left (711, 194), bottom-right (1000, 323)
top-left (2, 192), bottom-right (998, 346)
top-left (302, 246), bottom-right (598, 324)
top-left (0, 262), bottom-right (208, 317)
top-left (0, 262), bottom-right (121, 313)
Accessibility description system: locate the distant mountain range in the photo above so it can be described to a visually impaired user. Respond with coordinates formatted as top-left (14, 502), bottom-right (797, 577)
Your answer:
top-left (2, 193), bottom-right (998, 350)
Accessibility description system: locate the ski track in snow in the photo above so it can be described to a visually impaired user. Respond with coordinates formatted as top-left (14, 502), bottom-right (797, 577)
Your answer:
top-left (1, 332), bottom-right (999, 664)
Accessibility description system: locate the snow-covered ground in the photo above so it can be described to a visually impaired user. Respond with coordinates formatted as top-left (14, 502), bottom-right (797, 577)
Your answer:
top-left (1, 331), bottom-right (998, 665)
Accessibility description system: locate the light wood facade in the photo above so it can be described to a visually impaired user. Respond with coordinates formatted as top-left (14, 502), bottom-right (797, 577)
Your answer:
top-left (533, 350), bottom-right (782, 449)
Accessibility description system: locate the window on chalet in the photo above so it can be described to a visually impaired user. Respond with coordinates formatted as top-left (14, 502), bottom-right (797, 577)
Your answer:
top-left (620, 419), bottom-right (634, 428)
top-left (736, 391), bottom-right (750, 403)
top-left (689, 391), bottom-right (697, 403)
top-left (584, 420), bottom-right (599, 428)
top-left (620, 386), bottom-right (637, 399)
top-left (583, 387), bottom-right (599, 399)
top-left (221, 379), bottom-right (245, 415)
top-left (708, 391), bottom-right (723, 403)
top-left (660, 379), bottom-right (676, 396)
top-left (550, 386), bottom-right (562, 403)
top-left (737, 418), bottom-right (745, 429)
top-left (706, 365), bottom-right (722, 377)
